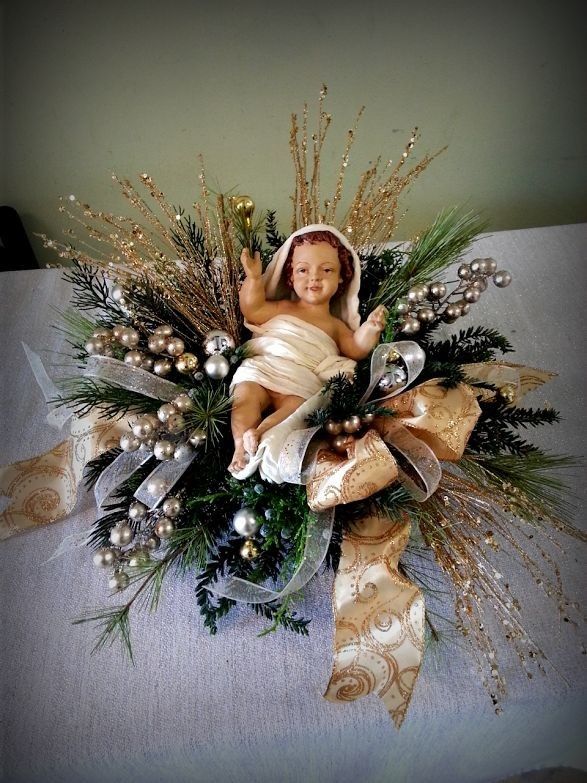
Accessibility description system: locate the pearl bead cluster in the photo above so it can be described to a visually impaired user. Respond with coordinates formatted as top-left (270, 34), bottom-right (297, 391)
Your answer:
top-left (93, 495), bottom-right (183, 592)
top-left (323, 411), bottom-right (377, 453)
top-left (396, 258), bottom-right (512, 335)
top-left (119, 392), bottom-right (207, 461)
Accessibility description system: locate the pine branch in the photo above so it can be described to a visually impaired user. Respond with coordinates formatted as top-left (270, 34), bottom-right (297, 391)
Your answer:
top-left (254, 597), bottom-right (311, 637)
top-left (460, 452), bottom-right (581, 522)
top-left (184, 381), bottom-right (232, 447)
top-left (54, 378), bottom-right (160, 419)
top-left (373, 208), bottom-right (488, 307)
top-left (468, 401), bottom-right (561, 456)
top-left (62, 259), bottom-right (128, 320)
top-left (265, 210), bottom-right (286, 251)
top-left (83, 447), bottom-right (122, 489)
top-left (422, 325), bottom-right (513, 363)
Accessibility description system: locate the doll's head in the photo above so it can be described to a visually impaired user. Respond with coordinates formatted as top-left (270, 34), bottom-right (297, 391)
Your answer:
top-left (283, 230), bottom-right (354, 297)
top-left (262, 224), bottom-right (362, 331)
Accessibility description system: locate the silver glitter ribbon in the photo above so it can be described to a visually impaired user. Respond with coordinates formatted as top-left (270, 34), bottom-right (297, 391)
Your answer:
top-left (83, 356), bottom-right (182, 402)
top-left (134, 454), bottom-right (197, 509)
top-left (94, 450), bottom-right (152, 510)
top-left (359, 340), bottom-right (426, 405)
top-left (208, 510), bottom-right (334, 603)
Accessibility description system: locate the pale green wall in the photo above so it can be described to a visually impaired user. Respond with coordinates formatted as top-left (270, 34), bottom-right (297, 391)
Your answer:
top-left (2, 0), bottom-right (586, 266)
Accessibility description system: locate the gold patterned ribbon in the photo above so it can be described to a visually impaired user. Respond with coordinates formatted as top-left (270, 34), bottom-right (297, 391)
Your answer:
top-left (306, 379), bottom-right (482, 723)
top-left (324, 511), bottom-right (424, 728)
top-left (0, 413), bottom-right (124, 539)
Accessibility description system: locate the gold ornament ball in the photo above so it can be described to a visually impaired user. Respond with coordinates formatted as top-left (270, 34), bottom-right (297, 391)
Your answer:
top-left (240, 539), bottom-right (259, 560)
top-left (500, 384), bottom-right (516, 403)
top-left (232, 195), bottom-right (255, 221)
top-left (332, 433), bottom-right (354, 453)
top-left (342, 415), bottom-right (362, 433)
top-left (175, 352), bottom-right (199, 374)
top-left (324, 419), bottom-right (342, 436)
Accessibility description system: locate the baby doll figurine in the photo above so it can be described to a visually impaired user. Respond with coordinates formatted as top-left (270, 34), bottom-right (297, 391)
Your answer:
top-left (228, 224), bottom-right (387, 475)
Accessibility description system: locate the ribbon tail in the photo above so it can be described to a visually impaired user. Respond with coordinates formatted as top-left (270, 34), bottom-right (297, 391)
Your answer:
top-left (324, 512), bottom-right (424, 728)
top-left (22, 342), bottom-right (73, 429)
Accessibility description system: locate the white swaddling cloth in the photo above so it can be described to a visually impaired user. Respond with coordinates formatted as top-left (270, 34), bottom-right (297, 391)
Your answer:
top-left (230, 314), bottom-right (356, 482)
top-left (231, 315), bottom-right (355, 399)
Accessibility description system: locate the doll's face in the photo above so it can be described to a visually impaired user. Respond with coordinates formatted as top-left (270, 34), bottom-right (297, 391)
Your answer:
top-left (290, 242), bottom-right (343, 305)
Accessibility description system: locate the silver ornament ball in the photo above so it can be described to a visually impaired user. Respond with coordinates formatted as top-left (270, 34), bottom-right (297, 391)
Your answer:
top-left (120, 432), bottom-right (141, 452)
top-left (204, 329), bottom-right (236, 355)
top-left (154, 517), bottom-right (175, 539)
top-left (493, 270), bottom-right (512, 288)
top-left (443, 303), bottom-right (462, 322)
top-left (108, 570), bottom-right (130, 592)
top-left (154, 440), bottom-right (175, 461)
top-left (110, 522), bottom-right (133, 547)
top-left (112, 324), bottom-right (126, 341)
top-left (128, 500), bottom-right (148, 522)
top-left (93, 547), bottom-right (118, 568)
top-left (111, 283), bottom-right (126, 303)
top-left (124, 350), bottom-right (144, 367)
top-left (154, 324), bottom-right (174, 337)
top-left (188, 428), bottom-right (207, 447)
top-left (324, 420), bottom-right (343, 436)
top-left (429, 282), bottom-right (447, 300)
top-left (141, 356), bottom-right (155, 372)
top-left (153, 358), bottom-right (173, 377)
top-left (417, 307), bottom-right (436, 323)
top-left (166, 337), bottom-right (185, 357)
top-left (157, 403), bottom-right (177, 423)
top-left (148, 334), bottom-right (168, 354)
top-left (147, 476), bottom-right (169, 496)
top-left (119, 327), bottom-right (140, 348)
top-left (233, 507), bottom-right (262, 538)
top-left (457, 264), bottom-right (472, 280)
top-left (204, 354), bottom-right (230, 380)
top-left (144, 534), bottom-right (161, 551)
top-left (175, 353), bottom-right (199, 374)
top-left (463, 287), bottom-right (481, 303)
top-left (162, 496), bottom-right (182, 518)
top-left (332, 433), bottom-right (354, 453)
top-left (395, 298), bottom-right (410, 315)
top-left (471, 277), bottom-right (488, 292)
top-left (400, 317), bottom-right (420, 335)
top-left (174, 442), bottom-right (195, 461)
top-left (166, 413), bottom-right (186, 435)
top-left (172, 393), bottom-right (194, 412)
top-left (85, 337), bottom-right (106, 356)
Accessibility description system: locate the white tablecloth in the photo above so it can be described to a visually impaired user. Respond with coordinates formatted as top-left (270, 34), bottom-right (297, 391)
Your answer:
top-left (1, 225), bottom-right (586, 783)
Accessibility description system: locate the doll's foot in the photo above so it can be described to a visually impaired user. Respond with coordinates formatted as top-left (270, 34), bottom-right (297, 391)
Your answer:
top-left (228, 442), bottom-right (249, 474)
top-left (242, 428), bottom-right (260, 456)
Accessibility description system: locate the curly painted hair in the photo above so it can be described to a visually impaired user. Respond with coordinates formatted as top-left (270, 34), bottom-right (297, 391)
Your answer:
top-left (284, 230), bottom-right (354, 296)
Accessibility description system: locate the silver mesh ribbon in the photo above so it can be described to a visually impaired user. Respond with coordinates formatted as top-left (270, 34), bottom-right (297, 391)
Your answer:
top-left (22, 342), bottom-right (73, 429)
top-left (94, 450), bottom-right (152, 510)
top-left (359, 340), bottom-right (426, 405)
top-left (134, 454), bottom-right (197, 509)
top-left (208, 510), bottom-right (334, 603)
top-left (381, 421), bottom-right (441, 501)
top-left (84, 356), bottom-right (182, 402)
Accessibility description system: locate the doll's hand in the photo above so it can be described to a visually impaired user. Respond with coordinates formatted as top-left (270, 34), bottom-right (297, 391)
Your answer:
top-left (241, 248), bottom-right (262, 280)
top-left (365, 305), bottom-right (388, 332)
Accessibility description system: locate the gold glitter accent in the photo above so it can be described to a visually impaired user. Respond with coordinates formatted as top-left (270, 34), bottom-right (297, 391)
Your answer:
top-left (289, 87), bottom-right (445, 249)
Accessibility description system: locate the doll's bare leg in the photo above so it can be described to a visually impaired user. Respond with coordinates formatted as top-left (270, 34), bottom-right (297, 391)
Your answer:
top-left (229, 381), bottom-right (270, 473)
top-left (242, 394), bottom-right (305, 456)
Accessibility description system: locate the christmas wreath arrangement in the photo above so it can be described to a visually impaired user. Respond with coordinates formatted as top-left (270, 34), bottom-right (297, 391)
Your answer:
top-left (1, 88), bottom-right (582, 727)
